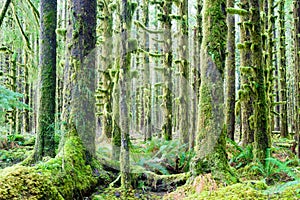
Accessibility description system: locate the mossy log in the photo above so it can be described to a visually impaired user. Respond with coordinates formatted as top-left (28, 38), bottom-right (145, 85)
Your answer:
top-left (0, 132), bottom-right (111, 200)
top-left (98, 154), bottom-right (190, 192)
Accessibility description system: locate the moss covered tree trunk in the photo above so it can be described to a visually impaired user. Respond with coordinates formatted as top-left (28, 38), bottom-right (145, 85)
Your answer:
top-left (293, 0), bottom-right (300, 158)
top-left (191, 0), bottom-right (234, 182)
top-left (23, 52), bottom-right (30, 133)
top-left (239, 0), bottom-right (254, 146)
top-left (97, 0), bottom-right (114, 139)
top-left (119, 0), bottom-right (134, 189)
top-left (142, 0), bottom-right (152, 141)
top-left (190, 0), bottom-right (202, 150)
top-left (249, 0), bottom-right (271, 163)
top-left (62, 0), bottom-right (97, 158)
top-left (225, 0), bottom-right (236, 141)
top-left (266, 0), bottom-right (275, 135)
top-left (34, 0), bottom-right (57, 161)
top-left (178, 0), bottom-right (189, 145)
top-left (279, 0), bottom-right (288, 138)
top-left (161, 0), bottom-right (173, 141)
top-left (112, 3), bottom-right (121, 161)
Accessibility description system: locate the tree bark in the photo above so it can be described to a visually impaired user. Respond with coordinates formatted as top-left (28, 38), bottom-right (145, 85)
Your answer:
top-left (293, 0), bottom-right (300, 158)
top-left (279, 0), bottom-right (288, 138)
top-left (250, 0), bottom-right (271, 163)
top-left (62, 0), bottom-right (97, 158)
top-left (119, 0), bottom-right (134, 189)
top-left (161, 0), bottom-right (173, 141)
top-left (179, 0), bottom-right (190, 145)
top-left (34, 0), bottom-right (57, 161)
top-left (191, 0), bottom-right (235, 182)
top-left (225, 0), bottom-right (236, 141)
top-left (239, 0), bottom-right (254, 146)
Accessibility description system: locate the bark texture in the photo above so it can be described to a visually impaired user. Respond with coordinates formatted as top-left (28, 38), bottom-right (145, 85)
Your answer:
top-left (225, 0), bottom-right (236, 140)
top-left (34, 0), bottom-right (57, 161)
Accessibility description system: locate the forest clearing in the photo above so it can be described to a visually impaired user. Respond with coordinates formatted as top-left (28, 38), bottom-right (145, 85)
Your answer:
top-left (1, 0), bottom-right (300, 199)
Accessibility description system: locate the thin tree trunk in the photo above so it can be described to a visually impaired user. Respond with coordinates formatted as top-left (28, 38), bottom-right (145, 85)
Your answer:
top-left (34, 0), bottom-right (57, 161)
top-left (279, 0), bottom-right (288, 138)
top-left (293, 0), bottom-right (300, 158)
top-left (250, 0), bottom-right (271, 163)
top-left (161, 0), bottom-right (173, 141)
top-left (119, 0), bottom-right (134, 189)
top-left (179, 0), bottom-right (189, 145)
top-left (225, 0), bottom-right (236, 140)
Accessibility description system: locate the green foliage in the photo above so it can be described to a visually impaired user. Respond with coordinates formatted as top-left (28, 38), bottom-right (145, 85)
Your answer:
top-left (0, 85), bottom-right (30, 132)
top-left (251, 149), bottom-right (297, 185)
top-left (0, 147), bottom-right (33, 169)
top-left (227, 139), bottom-right (253, 169)
top-left (0, 85), bottom-right (29, 111)
top-left (130, 138), bottom-right (195, 175)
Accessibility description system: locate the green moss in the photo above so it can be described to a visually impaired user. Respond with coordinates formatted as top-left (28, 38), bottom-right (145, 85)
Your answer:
top-left (227, 7), bottom-right (248, 16)
top-left (186, 183), bottom-right (266, 200)
top-left (0, 166), bottom-right (63, 200)
top-left (0, 132), bottom-right (110, 199)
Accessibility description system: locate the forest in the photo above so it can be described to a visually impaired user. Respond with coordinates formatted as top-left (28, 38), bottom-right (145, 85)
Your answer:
top-left (1, 0), bottom-right (300, 199)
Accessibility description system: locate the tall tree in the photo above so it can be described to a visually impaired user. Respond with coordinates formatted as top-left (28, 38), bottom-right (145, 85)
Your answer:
top-left (161, 0), bottom-right (173, 140)
top-left (97, 0), bottom-right (114, 139)
top-left (178, 0), bottom-right (189, 145)
top-left (142, 0), bottom-right (152, 141)
top-left (34, 0), bottom-right (57, 161)
top-left (119, 0), bottom-right (135, 189)
top-left (190, 0), bottom-right (202, 150)
top-left (279, 0), bottom-right (288, 138)
top-left (294, 0), bottom-right (300, 158)
top-left (250, 0), bottom-right (271, 162)
top-left (225, 0), bottom-right (236, 140)
top-left (62, 0), bottom-right (97, 158)
top-left (191, 0), bottom-right (234, 181)
top-left (239, 0), bottom-right (254, 146)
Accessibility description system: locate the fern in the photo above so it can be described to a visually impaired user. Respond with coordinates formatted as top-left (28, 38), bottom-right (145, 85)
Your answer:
top-left (131, 138), bottom-right (195, 175)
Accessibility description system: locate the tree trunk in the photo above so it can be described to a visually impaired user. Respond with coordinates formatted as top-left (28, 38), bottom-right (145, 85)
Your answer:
top-left (119, 0), bottom-right (134, 189)
top-left (62, 0), bottom-right (97, 158)
top-left (279, 0), bottom-right (288, 138)
top-left (239, 0), bottom-right (254, 146)
top-left (250, 0), bottom-right (271, 163)
top-left (142, 0), bottom-right (152, 141)
top-left (34, 0), bottom-right (57, 161)
top-left (179, 0), bottom-right (189, 145)
top-left (191, 0), bottom-right (235, 182)
top-left (225, 0), bottom-right (236, 141)
top-left (293, 0), bottom-right (300, 158)
top-left (161, 0), bottom-right (173, 141)
top-left (97, 1), bottom-right (114, 139)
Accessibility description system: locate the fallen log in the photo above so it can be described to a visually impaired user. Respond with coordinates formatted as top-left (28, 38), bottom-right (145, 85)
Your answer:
top-left (98, 154), bottom-right (190, 192)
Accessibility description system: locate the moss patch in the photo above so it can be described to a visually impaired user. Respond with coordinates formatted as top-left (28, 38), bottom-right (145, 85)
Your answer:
top-left (0, 134), bottom-right (110, 200)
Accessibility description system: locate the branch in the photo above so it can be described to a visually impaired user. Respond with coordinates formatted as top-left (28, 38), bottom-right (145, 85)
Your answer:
top-left (25, 0), bottom-right (39, 25)
top-left (134, 20), bottom-right (164, 34)
top-left (138, 48), bottom-right (165, 57)
top-left (227, 7), bottom-right (248, 16)
top-left (0, 0), bottom-right (11, 28)
top-left (11, 3), bottom-right (32, 51)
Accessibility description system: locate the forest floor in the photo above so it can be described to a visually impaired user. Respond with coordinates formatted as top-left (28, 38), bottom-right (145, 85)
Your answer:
top-left (1, 133), bottom-right (300, 199)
